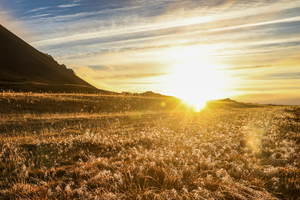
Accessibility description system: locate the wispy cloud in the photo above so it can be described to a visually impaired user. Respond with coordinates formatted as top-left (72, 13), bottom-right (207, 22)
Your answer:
top-left (58, 3), bottom-right (80, 8)
top-left (30, 15), bottom-right (300, 49)
top-left (248, 72), bottom-right (300, 80)
top-left (25, 6), bottom-right (52, 13)
top-left (27, 13), bottom-right (52, 19)
top-left (219, 65), bottom-right (274, 71)
top-left (95, 73), bottom-right (170, 80)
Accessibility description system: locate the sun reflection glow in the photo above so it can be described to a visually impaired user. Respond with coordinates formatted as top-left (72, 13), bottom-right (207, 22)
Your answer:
top-left (165, 60), bottom-right (226, 111)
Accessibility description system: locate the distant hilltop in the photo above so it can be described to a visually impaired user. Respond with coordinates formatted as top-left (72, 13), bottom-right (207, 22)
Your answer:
top-left (216, 98), bottom-right (237, 102)
top-left (140, 91), bottom-right (168, 97)
top-left (122, 91), bottom-right (173, 97)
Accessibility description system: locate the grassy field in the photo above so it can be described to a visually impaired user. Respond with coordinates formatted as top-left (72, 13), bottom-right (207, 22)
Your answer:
top-left (0, 92), bottom-right (300, 199)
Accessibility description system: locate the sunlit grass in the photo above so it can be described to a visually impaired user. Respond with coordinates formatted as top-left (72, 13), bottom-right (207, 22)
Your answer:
top-left (0, 92), bottom-right (299, 199)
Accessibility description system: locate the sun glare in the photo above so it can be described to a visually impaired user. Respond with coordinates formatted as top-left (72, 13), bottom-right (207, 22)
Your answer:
top-left (165, 60), bottom-right (226, 111)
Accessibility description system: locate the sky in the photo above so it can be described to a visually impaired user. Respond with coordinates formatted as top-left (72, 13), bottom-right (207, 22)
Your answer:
top-left (0, 0), bottom-right (300, 105)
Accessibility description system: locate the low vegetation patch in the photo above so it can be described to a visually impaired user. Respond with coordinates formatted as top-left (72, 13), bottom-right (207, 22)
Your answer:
top-left (0, 92), bottom-right (299, 199)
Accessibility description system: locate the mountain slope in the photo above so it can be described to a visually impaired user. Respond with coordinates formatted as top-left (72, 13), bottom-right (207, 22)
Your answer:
top-left (0, 24), bottom-right (110, 93)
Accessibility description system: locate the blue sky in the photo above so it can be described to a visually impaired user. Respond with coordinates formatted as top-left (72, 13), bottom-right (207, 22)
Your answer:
top-left (1, 0), bottom-right (300, 104)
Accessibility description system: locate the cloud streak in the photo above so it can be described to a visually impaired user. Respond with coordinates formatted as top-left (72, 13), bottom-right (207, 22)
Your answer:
top-left (219, 65), bottom-right (274, 71)
top-left (57, 4), bottom-right (80, 8)
top-left (30, 15), bottom-right (300, 48)
top-left (95, 73), bottom-right (170, 80)
top-left (25, 6), bottom-right (52, 13)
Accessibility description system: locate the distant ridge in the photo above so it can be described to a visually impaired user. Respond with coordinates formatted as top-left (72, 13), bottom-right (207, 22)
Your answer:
top-left (0, 24), bottom-right (112, 93)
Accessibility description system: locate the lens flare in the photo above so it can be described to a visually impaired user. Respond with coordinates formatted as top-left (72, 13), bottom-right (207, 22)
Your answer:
top-left (164, 60), bottom-right (226, 111)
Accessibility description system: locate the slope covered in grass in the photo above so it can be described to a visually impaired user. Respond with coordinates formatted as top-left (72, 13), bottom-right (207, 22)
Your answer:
top-left (0, 25), bottom-right (105, 93)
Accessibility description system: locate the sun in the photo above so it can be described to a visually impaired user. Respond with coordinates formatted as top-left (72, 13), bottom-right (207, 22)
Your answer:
top-left (165, 60), bottom-right (226, 111)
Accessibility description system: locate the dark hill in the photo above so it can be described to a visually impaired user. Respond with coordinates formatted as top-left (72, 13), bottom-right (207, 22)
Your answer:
top-left (0, 24), bottom-right (111, 93)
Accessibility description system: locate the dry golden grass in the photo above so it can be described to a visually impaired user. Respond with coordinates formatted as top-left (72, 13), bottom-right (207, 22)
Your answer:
top-left (0, 92), bottom-right (299, 199)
